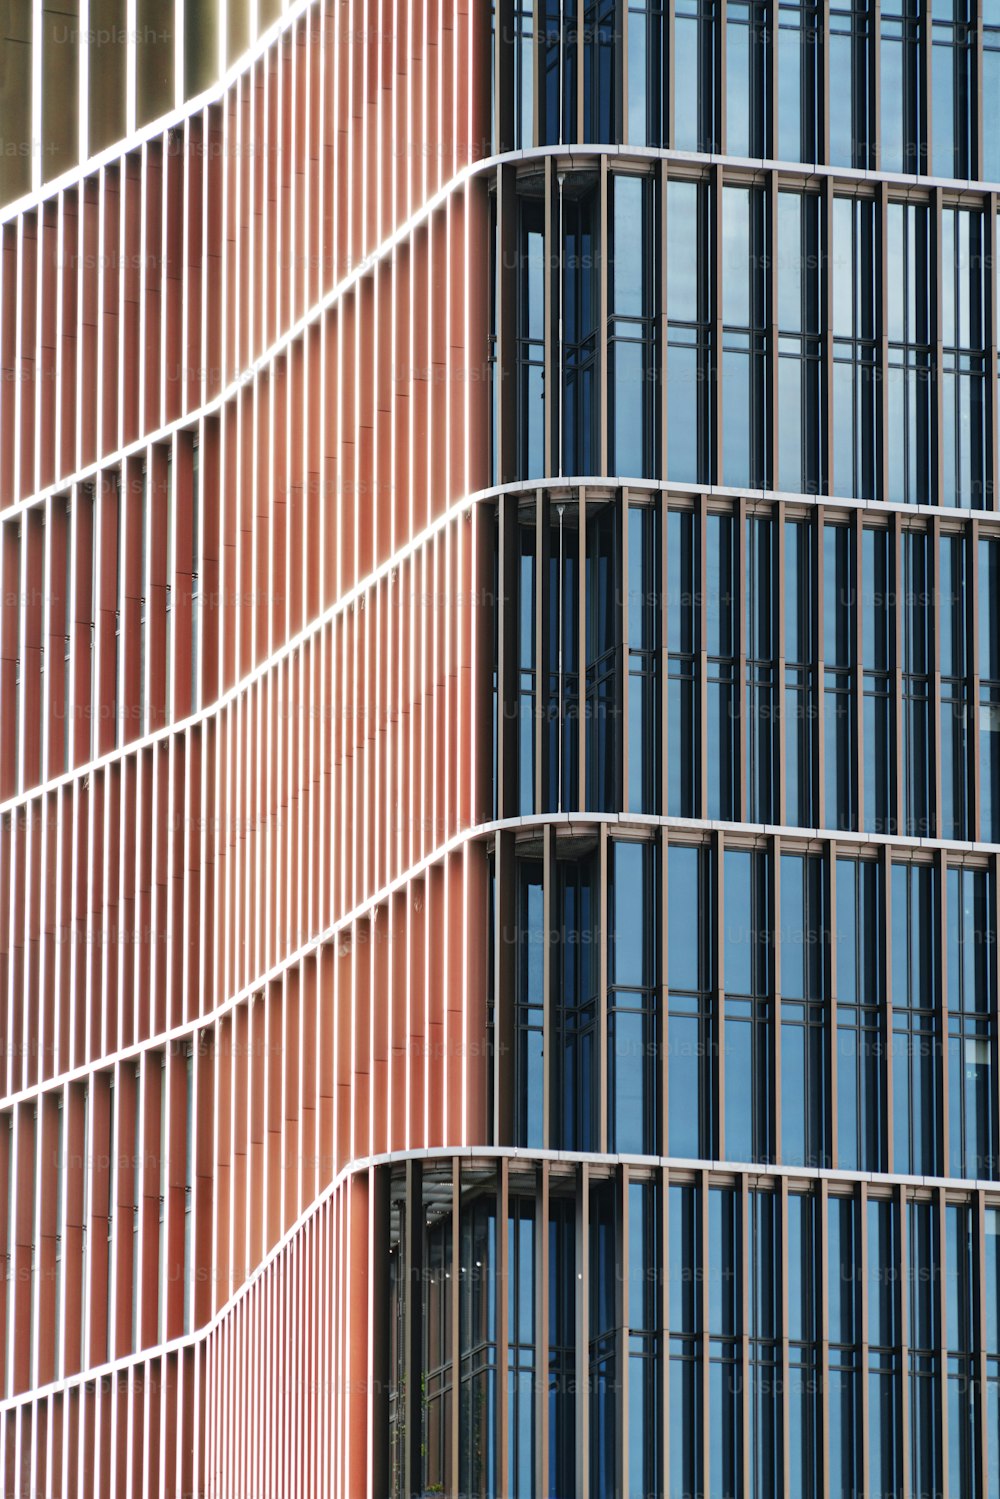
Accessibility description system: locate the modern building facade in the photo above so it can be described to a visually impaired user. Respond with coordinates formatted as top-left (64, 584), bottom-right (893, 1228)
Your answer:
top-left (2, 0), bottom-right (1000, 1496)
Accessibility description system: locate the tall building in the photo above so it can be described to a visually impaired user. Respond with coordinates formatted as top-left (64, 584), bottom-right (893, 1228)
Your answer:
top-left (2, 1), bottom-right (1000, 1496)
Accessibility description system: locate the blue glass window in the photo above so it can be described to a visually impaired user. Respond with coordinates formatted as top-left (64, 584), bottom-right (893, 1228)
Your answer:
top-left (722, 185), bottom-right (769, 489)
top-left (518, 198), bottom-right (546, 481)
top-left (945, 1204), bottom-right (977, 1499)
top-left (829, 0), bottom-right (874, 167)
top-left (986, 1208), bottom-right (1000, 1499)
top-left (824, 524), bottom-right (857, 830)
top-left (931, 0), bottom-right (972, 178)
top-left (868, 1198), bottom-right (901, 1498)
top-left (459, 1195), bottom-right (498, 1496)
top-left (862, 527), bottom-right (894, 833)
top-left (586, 502), bottom-right (620, 811)
top-left (627, 0), bottom-right (666, 145)
top-left (780, 852), bottom-right (828, 1166)
top-left (668, 842), bottom-right (715, 1159)
top-left (832, 197), bottom-right (878, 500)
top-left (746, 515), bottom-right (777, 822)
top-left (726, 0), bottom-right (769, 156)
top-left (582, 0), bottom-right (617, 142)
top-left (939, 534), bottom-right (970, 839)
top-left (608, 840), bottom-right (659, 1155)
top-left (941, 207), bottom-right (987, 508)
top-left (666, 180), bottom-right (712, 483)
top-left (516, 859), bottom-right (545, 1147)
top-left (777, 192), bottom-right (823, 497)
top-left (908, 1200), bottom-right (941, 1499)
top-left (901, 529), bottom-right (931, 837)
top-left (627, 1181), bottom-right (660, 1497)
top-left (946, 866), bottom-right (996, 1178)
top-left (886, 202), bottom-right (932, 507)
top-left (628, 505), bottom-right (660, 814)
top-left (555, 854), bottom-right (599, 1150)
top-left (508, 1198), bottom-right (535, 1496)
top-left (549, 1198), bottom-right (577, 1495)
top-left (979, 536), bottom-right (1000, 841)
top-left (776, 0), bottom-right (819, 162)
top-left (748, 1192), bottom-right (781, 1494)
top-left (787, 1194), bottom-right (819, 1495)
top-left (891, 863), bottom-right (940, 1176)
top-left (562, 188), bottom-right (599, 475)
top-left (516, 511), bottom-right (538, 816)
top-left (610, 176), bottom-right (659, 479)
top-left (881, 0), bottom-right (924, 173)
top-left (709, 1187), bottom-right (743, 1497)
top-left (707, 513), bottom-right (737, 820)
top-left (984, 1), bottom-right (1000, 183)
top-left (544, 503), bottom-right (580, 814)
top-left (669, 1183), bottom-right (703, 1497)
top-left (673, 0), bottom-right (717, 150)
top-left (836, 857), bottom-right (885, 1171)
top-left (667, 509), bottom-right (698, 817)
top-left (724, 848), bottom-right (773, 1162)
top-left (784, 518), bottom-right (816, 827)
top-left (589, 1179), bottom-right (618, 1495)
top-left (828, 1196), bottom-right (862, 1496)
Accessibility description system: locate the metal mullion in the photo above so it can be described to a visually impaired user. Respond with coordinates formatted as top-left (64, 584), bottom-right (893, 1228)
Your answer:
top-left (826, 838), bottom-right (839, 1168)
top-left (988, 196), bottom-right (999, 511)
top-left (616, 1163), bottom-right (630, 1499)
top-left (699, 1167), bottom-right (711, 1499)
top-left (737, 497), bottom-right (748, 823)
top-left (659, 161), bottom-right (669, 479)
top-left (822, 180), bottom-right (835, 497)
top-left (969, 518), bottom-right (982, 840)
top-left (660, 1164), bottom-right (670, 1494)
top-left (536, 491), bottom-right (547, 813)
top-left (859, 1178), bottom-right (872, 1496)
top-left (599, 825), bottom-right (610, 1154)
top-left (401, 1158), bottom-right (423, 1499)
top-left (535, 1160), bottom-right (550, 1497)
top-left (817, 1175), bottom-right (831, 1498)
top-left (776, 499), bottom-right (787, 829)
top-left (931, 517), bottom-right (944, 837)
top-left (714, 829), bottom-right (727, 1160)
top-left (815, 504), bottom-right (827, 831)
top-left (772, 833), bottom-right (783, 1162)
top-left (712, 168), bottom-right (725, 483)
top-left (892, 511), bottom-right (905, 839)
top-left (739, 1172), bottom-right (751, 1499)
top-left (543, 823), bottom-right (553, 1152)
top-left (880, 841), bottom-right (895, 1172)
top-left (497, 493), bottom-right (516, 821)
top-left (936, 849), bottom-right (950, 1180)
top-left (897, 1183), bottom-right (912, 1499)
top-left (852, 509), bottom-right (865, 832)
top-left (719, 0), bottom-right (730, 152)
top-left (576, 1160), bottom-right (590, 1499)
top-left (621, 488), bottom-right (631, 813)
top-left (973, 0), bottom-right (985, 178)
top-left (496, 1156), bottom-right (510, 1499)
top-left (765, 0), bottom-right (778, 158)
top-left (778, 1176), bottom-right (790, 1492)
top-left (698, 495), bottom-right (710, 817)
top-left (921, 0), bottom-right (933, 175)
top-left (450, 1158), bottom-right (463, 1497)
top-left (579, 486), bottom-right (588, 810)
top-left (577, 0), bottom-right (586, 142)
top-left (620, 0), bottom-right (630, 142)
top-left (933, 188), bottom-right (945, 508)
top-left (934, 1184), bottom-right (949, 1492)
top-left (768, 175), bottom-right (780, 498)
top-left (974, 1189), bottom-right (989, 1499)
top-left (878, 181), bottom-right (891, 504)
top-left (495, 831), bottom-right (518, 1147)
top-left (991, 851), bottom-right (1000, 1181)
top-left (600, 157), bottom-right (609, 480)
top-left (820, 0), bottom-right (832, 164)
top-left (660, 828), bottom-right (670, 1156)
top-left (545, 159), bottom-right (555, 478)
